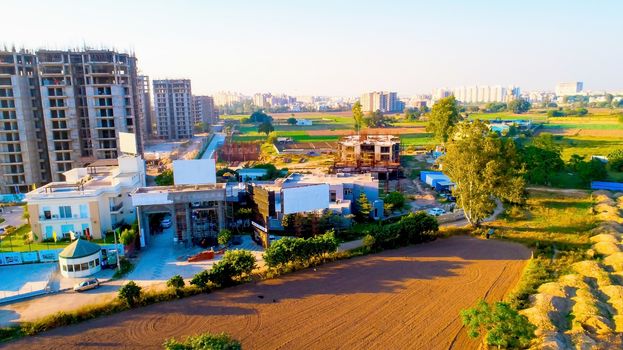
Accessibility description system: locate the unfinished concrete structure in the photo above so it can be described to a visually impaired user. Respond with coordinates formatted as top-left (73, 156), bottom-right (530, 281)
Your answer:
top-left (37, 49), bottom-right (141, 181)
top-left (153, 79), bottom-right (193, 140)
top-left (192, 95), bottom-right (218, 126)
top-left (333, 134), bottom-right (401, 180)
top-left (131, 184), bottom-right (226, 247)
top-left (136, 75), bottom-right (153, 142)
top-left (0, 50), bottom-right (50, 193)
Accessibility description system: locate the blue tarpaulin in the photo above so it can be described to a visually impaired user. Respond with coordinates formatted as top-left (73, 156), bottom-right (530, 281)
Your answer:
top-left (591, 181), bottom-right (623, 191)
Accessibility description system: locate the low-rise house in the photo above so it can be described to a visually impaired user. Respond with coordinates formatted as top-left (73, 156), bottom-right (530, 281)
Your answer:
top-left (26, 155), bottom-right (146, 242)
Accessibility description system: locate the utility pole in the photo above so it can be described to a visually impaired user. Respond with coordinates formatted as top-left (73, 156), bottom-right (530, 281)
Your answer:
top-left (114, 228), bottom-right (121, 272)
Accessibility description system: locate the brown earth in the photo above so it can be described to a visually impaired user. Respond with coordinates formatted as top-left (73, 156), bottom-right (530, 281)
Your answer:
top-left (4, 236), bottom-right (530, 350)
top-left (577, 129), bottom-right (623, 137)
top-left (307, 127), bottom-right (427, 136)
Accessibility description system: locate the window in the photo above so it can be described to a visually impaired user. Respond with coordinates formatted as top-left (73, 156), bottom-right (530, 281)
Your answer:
top-left (74, 264), bottom-right (81, 272)
top-left (44, 226), bottom-right (53, 239)
top-left (95, 258), bottom-right (100, 266)
top-left (59, 206), bottom-right (72, 218)
top-left (79, 204), bottom-right (88, 218)
top-left (61, 224), bottom-right (74, 235)
top-left (330, 190), bottom-right (337, 202)
top-left (89, 260), bottom-right (95, 268)
top-left (43, 206), bottom-right (52, 219)
top-left (81, 263), bottom-right (89, 271)
top-left (62, 264), bottom-right (67, 271)
top-left (68, 264), bottom-right (74, 272)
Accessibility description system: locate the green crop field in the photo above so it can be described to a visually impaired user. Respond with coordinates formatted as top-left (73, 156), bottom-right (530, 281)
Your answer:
top-left (400, 133), bottom-right (434, 146)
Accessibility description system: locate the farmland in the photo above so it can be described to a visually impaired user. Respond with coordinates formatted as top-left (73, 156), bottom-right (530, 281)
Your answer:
top-left (3, 236), bottom-right (530, 350)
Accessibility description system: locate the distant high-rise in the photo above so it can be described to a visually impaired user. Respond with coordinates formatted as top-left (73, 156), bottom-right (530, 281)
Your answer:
top-left (192, 95), bottom-right (218, 126)
top-left (450, 85), bottom-right (519, 104)
top-left (555, 82), bottom-right (583, 97)
top-left (359, 91), bottom-right (400, 112)
top-left (136, 75), bottom-right (153, 140)
top-left (153, 79), bottom-right (193, 140)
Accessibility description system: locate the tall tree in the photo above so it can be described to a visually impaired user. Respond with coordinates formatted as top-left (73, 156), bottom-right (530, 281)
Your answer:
top-left (258, 120), bottom-right (274, 135)
top-left (443, 120), bottom-right (525, 226)
top-left (426, 96), bottom-right (460, 143)
top-left (507, 98), bottom-right (531, 114)
top-left (355, 192), bottom-right (372, 222)
top-left (352, 101), bottom-right (364, 132)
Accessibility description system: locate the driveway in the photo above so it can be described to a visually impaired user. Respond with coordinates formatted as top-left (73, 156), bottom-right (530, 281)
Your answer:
top-left (0, 206), bottom-right (26, 229)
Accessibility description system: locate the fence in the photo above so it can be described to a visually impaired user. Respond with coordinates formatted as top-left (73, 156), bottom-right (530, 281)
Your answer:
top-left (0, 244), bottom-right (123, 266)
top-left (0, 194), bottom-right (25, 203)
top-left (591, 181), bottom-right (623, 191)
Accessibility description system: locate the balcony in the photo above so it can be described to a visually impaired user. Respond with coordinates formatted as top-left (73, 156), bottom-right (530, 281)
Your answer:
top-left (39, 214), bottom-right (88, 221)
top-left (110, 202), bottom-right (123, 214)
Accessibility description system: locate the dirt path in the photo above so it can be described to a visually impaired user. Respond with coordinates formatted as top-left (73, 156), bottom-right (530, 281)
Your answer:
top-left (4, 236), bottom-right (530, 350)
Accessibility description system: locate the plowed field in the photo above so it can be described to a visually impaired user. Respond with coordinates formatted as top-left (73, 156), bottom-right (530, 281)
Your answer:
top-left (4, 236), bottom-right (530, 350)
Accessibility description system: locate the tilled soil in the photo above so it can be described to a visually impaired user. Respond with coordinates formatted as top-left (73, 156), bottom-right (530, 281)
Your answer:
top-left (4, 236), bottom-right (530, 350)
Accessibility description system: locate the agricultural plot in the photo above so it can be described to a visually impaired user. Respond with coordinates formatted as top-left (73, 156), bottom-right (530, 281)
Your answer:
top-left (4, 236), bottom-right (530, 350)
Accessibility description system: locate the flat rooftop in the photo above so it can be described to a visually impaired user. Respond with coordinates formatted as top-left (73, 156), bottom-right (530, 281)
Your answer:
top-left (134, 183), bottom-right (225, 194)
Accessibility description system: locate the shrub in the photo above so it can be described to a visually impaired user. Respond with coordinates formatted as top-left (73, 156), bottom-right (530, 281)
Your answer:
top-left (384, 191), bottom-right (406, 211)
top-left (119, 228), bottom-right (137, 246)
top-left (218, 229), bottom-right (233, 246)
top-left (461, 300), bottom-right (536, 349)
top-left (112, 257), bottom-right (134, 279)
top-left (608, 149), bottom-right (623, 172)
top-left (190, 270), bottom-right (211, 289)
top-left (371, 212), bottom-right (439, 249)
top-left (164, 332), bottom-right (241, 350)
top-left (362, 234), bottom-right (376, 250)
top-left (208, 250), bottom-right (256, 287)
top-left (263, 231), bottom-right (338, 268)
top-left (118, 281), bottom-right (142, 307)
top-left (167, 275), bottom-right (185, 290)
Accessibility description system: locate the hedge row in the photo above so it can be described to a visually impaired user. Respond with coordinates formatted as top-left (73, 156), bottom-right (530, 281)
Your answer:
top-left (262, 231), bottom-right (338, 268)
top-left (369, 212), bottom-right (439, 249)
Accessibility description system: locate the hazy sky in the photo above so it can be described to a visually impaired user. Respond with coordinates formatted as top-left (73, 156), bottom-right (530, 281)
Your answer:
top-left (4, 0), bottom-right (622, 96)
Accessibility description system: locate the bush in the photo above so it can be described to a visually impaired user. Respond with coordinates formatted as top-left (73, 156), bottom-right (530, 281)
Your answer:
top-left (362, 234), bottom-right (376, 251)
top-left (190, 270), bottom-right (211, 289)
top-left (460, 300), bottom-right (536, 349)
top-left (263, 231), bottom-right (338, 268)
top-left (167, 275), bottom-right (185, 290)
top-left (155, 169), bottom-right (174, 186)
top-left (384, 191), bottom-right (406, 211)
top-left (218, 229), bottom-right (233, 246)
top-left (112, 257), bottom-right (134, 279)
top-left (208, 250), bottom-right (256, 287)
top-left (119, 228), bottom-right (137, 246)
top-left (164, 332), bottom-right (241, 350)
top-left (118, 281), bottom-right (142, 307)
top-left (371, 212), bottom-right (439, 249)
top-left (608, 149), bottom-right (623, 172)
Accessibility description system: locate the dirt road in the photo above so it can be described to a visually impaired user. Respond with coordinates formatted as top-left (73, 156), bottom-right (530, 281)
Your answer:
top-left (4, 236), bottom-right (530, 350)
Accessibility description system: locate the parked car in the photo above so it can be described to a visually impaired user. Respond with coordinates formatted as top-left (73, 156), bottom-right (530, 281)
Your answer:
top-left (73, 278), bottom-right (100, 292)
top-left (160, 218), bottom-right (172, 228)
top-left (427, 208), bottom-right (446, 216)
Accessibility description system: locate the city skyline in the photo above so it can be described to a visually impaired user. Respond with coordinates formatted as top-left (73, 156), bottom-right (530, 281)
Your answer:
top-left (2, 0), bottom-right (623, 96)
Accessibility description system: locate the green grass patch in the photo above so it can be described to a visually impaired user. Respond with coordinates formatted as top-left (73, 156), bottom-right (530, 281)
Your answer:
top-left (400, 133), bottom-right (434, 146)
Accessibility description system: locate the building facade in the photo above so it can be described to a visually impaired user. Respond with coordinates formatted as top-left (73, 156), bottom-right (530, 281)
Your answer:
top-left (555, 82), bottom-right (584, 97)
top-left (360, 91), bottom-right (400, 112)
top-left (26, 155), bottom-right (146, 242)
top-left (153, 79), bottom-right (193, 140)
top-left (136, 75), bottom-right (153, 141)
top-left (0, 51), bottom-right (50, 193)
top-left (451, 85), bottom-right (520, 104)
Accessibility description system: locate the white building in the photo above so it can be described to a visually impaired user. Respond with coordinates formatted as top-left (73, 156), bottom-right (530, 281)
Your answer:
top-left (555, 82), bottom-right (584, 97)
top-left (360, 91), bottom-right (400, 112)
top-left (58, 239), bottom-right (103, 278)
top-left (26, 155), bottom-right (146, 242)
top-left (450, 85), bottom-right (520, 104)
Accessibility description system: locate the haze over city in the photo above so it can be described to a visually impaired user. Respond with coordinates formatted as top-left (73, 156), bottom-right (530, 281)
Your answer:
top-left (3, 0), bottom-right (622, 95)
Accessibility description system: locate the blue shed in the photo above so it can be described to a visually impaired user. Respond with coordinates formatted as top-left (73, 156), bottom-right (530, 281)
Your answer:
top-left (420, 171), bottom-right (442, 183)
top-left (591, 181), bottom-right (623, 191)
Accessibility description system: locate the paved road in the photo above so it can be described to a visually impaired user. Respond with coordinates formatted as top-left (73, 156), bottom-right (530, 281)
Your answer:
top-left (201, 133), bottom-right (225, 160)
top-left (0, 206), bottom-right (26, 229)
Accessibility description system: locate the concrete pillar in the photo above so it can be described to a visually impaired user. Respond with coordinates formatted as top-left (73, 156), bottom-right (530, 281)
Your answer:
top-left (217, 201), bottom-right (225, 232)
top-left (136, 206), bottom-right (147, 248)
top-left (185, 205), bottom-right (192, 243)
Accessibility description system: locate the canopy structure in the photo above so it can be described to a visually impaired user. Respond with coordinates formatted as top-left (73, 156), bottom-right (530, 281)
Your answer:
top-left (59, 238), bottom-right (102, 259)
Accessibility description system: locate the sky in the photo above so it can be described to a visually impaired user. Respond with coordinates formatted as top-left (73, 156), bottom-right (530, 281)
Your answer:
top-left (3, 0), bottom-right (622, 96)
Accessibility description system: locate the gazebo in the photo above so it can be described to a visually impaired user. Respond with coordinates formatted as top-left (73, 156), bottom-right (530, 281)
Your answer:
top-left (58, 239), bottom-right (102, 278)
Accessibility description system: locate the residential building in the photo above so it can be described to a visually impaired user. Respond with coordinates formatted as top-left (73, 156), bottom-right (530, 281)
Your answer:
top-left (360, 91), bottom-right (400, 112)
top-left (451, 85), bottom-right (520, 104)
top-left (192, 95), bottom-right (218, 126)
top-left (555, 82), bottom-right (584, 97)
top-left (333, 134), bottom-right (401, 180)
top-left (0, 50), bottom-right (50, 193)
top-left (153, 79), bottom-right (193, 140)
top-left (37, 49), bottom-right (141, 181)
top-left (26, 154), bottom-right (146, 242)
top-left (213, 91), bottom-right (245, 107)
top-left (136, 75), bottom-right (153, 140)
top-left (248, 173), bottom-right (379, 236)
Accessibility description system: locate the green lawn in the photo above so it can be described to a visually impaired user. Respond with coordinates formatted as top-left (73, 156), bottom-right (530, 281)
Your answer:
top-left (400, 133), bottom-right (434, 146)
top-left (0, 224), bottom-right (116, 252)
top-left (469, 112), bottom-right (549, 122)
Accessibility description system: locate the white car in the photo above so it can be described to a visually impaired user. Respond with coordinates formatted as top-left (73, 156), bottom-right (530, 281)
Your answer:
top-left (161, 218), bottom-right (172, 228)
top-left (427, 208), bottom-right (446, 216)
top-left (73, 278), bottom-right (100, 292)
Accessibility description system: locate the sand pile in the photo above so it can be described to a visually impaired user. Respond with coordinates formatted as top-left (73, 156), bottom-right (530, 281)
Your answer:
top-left (572, 261), bottom-right (612, 287)
top-left (603, 253), bottom-right (623, 272)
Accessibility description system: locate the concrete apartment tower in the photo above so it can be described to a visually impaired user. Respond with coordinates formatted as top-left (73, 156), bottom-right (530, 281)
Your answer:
top-left (0, 50), bottom-right (51, 193)
top-left (136, 75), bottom-right (153, 141)
top-left (192, 95), bottom-right (218, 127)
top-left (153, 79), bottom-right (193, 140)
top-left (36, 49), bottom-right (141, 182)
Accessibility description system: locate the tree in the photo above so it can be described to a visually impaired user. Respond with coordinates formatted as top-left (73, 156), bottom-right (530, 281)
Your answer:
top-left (403, 107), bottom-right (421, 121)
top-left (363, 110), bottom-right (389, 127)
top-left (119, 228), bottom-right (137, 246)
top-left (355, 192), bottom-right (372, 221)
top-left (287, 117), bottom-right (297, 125)
top-left (443, 120), bottom-right (525, 226)
top-left (155, 169), bottom-right (174, 186)
top-left (258, 120), bottom-right (274, 135)
top-left (426, 96), bottom-right (460, 143)
top-left (163, 332), bottom-right (241, 350)
top-left (484, 102), bottom-right (507, 113)
top-left (576, 158), bottom-right (608, 185)
top-left (118, 281), bottom-right (142, 307)
top-left (384, 191), bottom-right (406, 212)
top-left (460, 300), bottom-right (536, 349)
top-left (249, 111), bottom-right (271, 123)
top-left (208, 250), bottom-right (256, 287)
top-left (22, 205), bottom-right (30, 225)
top-left (352, 101), bottom-right (364, 132)
top-left (519, 134), bottom-right (564, 185)
top-left (507, 98), bottom-right (531, 114)
top-left (167, 275), bottom-right (185, 297)
top-left (607, 149), bottom-right (623, 172)
top-left (218, 229), bottom-right (233, 246)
